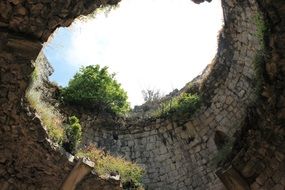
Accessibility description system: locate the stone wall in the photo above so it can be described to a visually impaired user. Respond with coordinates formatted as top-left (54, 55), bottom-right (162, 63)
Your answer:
top-left (0, 30), bottom-right (73, 190)
top-left (217, 0), bottom-right (285, 189)
top-left (0, 0), bottom-right (284, 189)
top-left (0, 0), bottom-right (119, 42)
top-left (0, 0), bottom-right (122, 189)
top-left (74, 0), bottom-right (275, 189)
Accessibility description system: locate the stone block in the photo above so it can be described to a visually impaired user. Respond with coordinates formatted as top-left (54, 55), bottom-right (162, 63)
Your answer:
top-left (216, 166), bottom-right (250, 190)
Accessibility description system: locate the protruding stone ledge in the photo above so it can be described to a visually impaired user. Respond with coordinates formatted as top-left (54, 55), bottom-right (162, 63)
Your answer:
top-left (216, 165), bottom-right (250, 190)
top-left (61, 157), bottom-right (121, 190)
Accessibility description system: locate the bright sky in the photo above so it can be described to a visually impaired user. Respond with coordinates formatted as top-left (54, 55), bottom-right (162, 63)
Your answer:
top-left (44, 0), bottom-right (223, 107)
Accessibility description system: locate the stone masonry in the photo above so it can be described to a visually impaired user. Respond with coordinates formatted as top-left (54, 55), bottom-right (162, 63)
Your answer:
top-left (0, 0), bottom-right (285, 189)
top-left (217, 0), bottom-right (285, 189)
top-left (75, 0), bottom-right (284, 189)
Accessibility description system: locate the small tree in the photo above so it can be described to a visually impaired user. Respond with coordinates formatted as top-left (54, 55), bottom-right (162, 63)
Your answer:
top-left (61, 65), bottom-right (130, 115)
top-left (63, 116), bottom-right (82, 154)
top-left (142, 89), bottom-right (162, 103)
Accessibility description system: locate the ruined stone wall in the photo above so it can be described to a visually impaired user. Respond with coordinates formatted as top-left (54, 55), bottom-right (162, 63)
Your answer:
top-left (78, 0), bottom-right (271, 189)
top-left (0, 0), bottom-right (284, 189)
top-left (0, 0), bottom-right (122, 189)
top-left (217, 0), bottom-right (285, 189)
top-left (0, 29), bottom-right (73, 190)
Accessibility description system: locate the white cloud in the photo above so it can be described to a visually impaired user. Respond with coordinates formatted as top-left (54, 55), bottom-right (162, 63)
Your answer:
top-left (63, 0), bottom-right (223, 106)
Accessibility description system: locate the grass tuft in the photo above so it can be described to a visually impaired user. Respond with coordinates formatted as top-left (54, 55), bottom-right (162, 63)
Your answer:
top-left (76, 145), bottom-right (144, 188)
top-left (154, 93), bottom-right (201, 119)
top-left (26, 67), bottom-right (64, 144)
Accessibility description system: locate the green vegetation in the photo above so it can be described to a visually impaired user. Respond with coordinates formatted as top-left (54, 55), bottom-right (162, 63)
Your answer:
top-left (61, 65), bottom-right (130, 115)
top-left (253, 11), bottom-right (268, 95)
top-left (77, 145), bottom-right (144, 188)
top-left (254, 12), bottom-right (267, 50)
top-left (31, 66), bottom-right (39, 81)
top-left (63, 116), bottom-right (82, 154)
top-left (27, 60), bottom-right (143, 189)
top-left (136, 84), bottom-right (201, 119)
top-left (26, 66), bottom-right (64, 144)
top-left (155, 93), bottom-right (201, 118)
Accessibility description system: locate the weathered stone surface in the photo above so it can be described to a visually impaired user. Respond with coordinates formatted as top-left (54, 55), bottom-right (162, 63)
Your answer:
top-left (76, 174), bottom-right (122, 190)
top-left (0, 0), bottom-right (121, 42)
top-left (0, 0), bottom-right (285, 189)
top-left (0, 31), bottom-right (71, 190)
top-left (216, 166), bottom-right (250, 190)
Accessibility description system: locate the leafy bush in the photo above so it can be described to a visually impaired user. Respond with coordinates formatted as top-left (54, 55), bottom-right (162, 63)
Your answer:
top-left (157, 93), bottom-right (201, 118)
top-left (61, 65), bottom-right (130, 115)
top-left (63, 116), bottom-right (82, 154)
top-left (77, 145), bottom-right (144, 188)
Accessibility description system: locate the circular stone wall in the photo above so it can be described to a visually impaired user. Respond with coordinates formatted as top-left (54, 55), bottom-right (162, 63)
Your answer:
top-left (78, 0), bottom-right (264, 189)
top-left (0, 0), bottom-right (285, 189)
